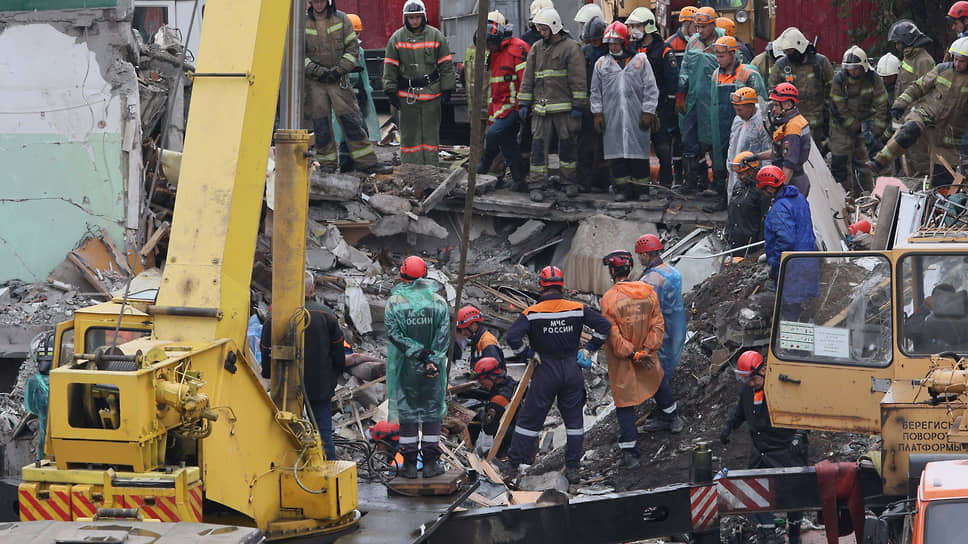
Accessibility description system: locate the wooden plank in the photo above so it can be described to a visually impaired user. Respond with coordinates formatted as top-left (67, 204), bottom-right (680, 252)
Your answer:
top-left (447, 381), bottom-right (478, 394)
top-left (388, 470), bottom-right (467, 496)
top-left (140, 221), bottom-right (170, 257)
top-left (99, 228), bottom-right (132, 276)
top-left (468, 492), bottom-right (499, 507)
top-left (67, 252), bottom-right (112, 297)
top-left (486, 358), bottom-right (536, 461)
top-left (418, 167), bottom-right (464, 214)
top-left (474, 455), bottom-right (506, 485)
top-left (509, 491), bottom-right (543, 505)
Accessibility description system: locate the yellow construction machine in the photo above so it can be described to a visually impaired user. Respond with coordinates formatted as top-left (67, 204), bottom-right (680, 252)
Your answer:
top-left (17, 0), bottom-right (359, 540)
top-left (766, 185), bottom-right (968, 499)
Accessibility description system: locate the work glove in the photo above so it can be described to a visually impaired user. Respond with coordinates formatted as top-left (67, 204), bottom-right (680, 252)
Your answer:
top-left (890, 105), bottom-right (905, 121)
top-left (417, 348), bottom-right (432, 363)
top-left (674, 92), bottom-right (687, 115)
top-left (387, 92), bottom-right (401, 109)
top-left (441, 89), bottom-right (452, 102)
top-left (518, 105), bottom-right (529, 122)
top-left (640, 111), bottom-right (660, 132)
top-left (307, 63), bottom-right (327, 81)
top-left (576, 348), bottom-right (593, 369)
top-left (719, 427), bottom-right (731, 445)
top-left (593, 113), bottom-right (605, 133)
top-left (630, 350), bottom-right (652, 368)
top-left (791, 433), bottom-right (808, 459)
top-left (570, 107), bottom-right (583, 120)
top-left (321, 69), bottom-right (341, 83)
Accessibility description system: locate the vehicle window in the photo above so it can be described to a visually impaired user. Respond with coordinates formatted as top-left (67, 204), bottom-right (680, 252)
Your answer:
top-left (899, 254), bottom-right (968, 355)
top-left (924, 500), bottom-right (968, 544)
top-left (58, 328), bottom-right (74, 367)
top-left (773, 254), bottom-right (892, 367)
top-left (703, 0), bottom-right (747, 11)
top-left (84, 327), bottom-right (150, 352)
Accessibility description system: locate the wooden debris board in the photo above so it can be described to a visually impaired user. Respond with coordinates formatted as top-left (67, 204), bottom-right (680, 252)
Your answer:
top-left (387, 470), bottom-right (468, 496)
top-left (486, 359), bottom-right (536, 460)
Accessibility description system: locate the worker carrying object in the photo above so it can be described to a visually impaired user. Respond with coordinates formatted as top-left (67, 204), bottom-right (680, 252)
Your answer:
top-left (724, 151), bottom-right (769, 252)
top-left (635, 235), bottom-right (687, 433)
top-left (768, 27), bottom-right (835, 149)
top-left (518, 7), bottom-right (587, 202)
top-left (499, 266), bottom-right (611, 485)
top-left (477, 21), bottom-right (531, 193)
top-left (590, 21), bottom-right (660, 202)
top-left (468, 357), bottom-right (521, 458)
top-left (305, 0), bottom-right (390, 174)
top-left (756, 82), bottom-right (812, 198)
top-left (383, 0), bottom-right (456, 166)
top-left (829, 46), bottom-right (888, 196)
top-left (385, 256), bottom-right (451, 479)
top-left (261, 272), bottom-right (346, 459)
top-left (721, 350), bottom-right (808, 544)
top-left (455, 304), bottom-right (506, 370)
top-left (869, 37), bottom-right (968, 188)
top-left (600, 251), bottom-right (665, 469)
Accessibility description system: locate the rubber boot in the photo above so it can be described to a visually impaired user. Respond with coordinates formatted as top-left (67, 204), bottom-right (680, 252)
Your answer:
top-left (564, 466), bottom-right (582, 484)
top-left (830, 154), bottom-right (850, 191)
top-left (613, 183), bottom-right (634, 202)
top-left (618, 450), bottom-right (640, 468)
top-left (477, 151), bottom-right (499, 175)
top-left (400, 453), bottom-right (418, 479)
top-left (786, 522), bottom-right (801, 544)
top-left (509, 160), bottom-right (528, 192)
top-left (677, 156), bottom-right (699, 194)
top-left (422, 456), bottom-right (445, 478)
top-left (869, 138), bottom-right (903, 174)
top-left (640, 410), bottom-right (686, 433)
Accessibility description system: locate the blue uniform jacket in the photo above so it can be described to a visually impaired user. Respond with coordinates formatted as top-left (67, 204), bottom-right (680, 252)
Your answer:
top-left (506, 292), bottom-right (611, 360)
top-left (764, 184), bottom-right (816, 280)
top-left (640, 262), bottom-right (687, 373)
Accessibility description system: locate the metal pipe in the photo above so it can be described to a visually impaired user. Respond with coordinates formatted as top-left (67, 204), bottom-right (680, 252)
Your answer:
top-left (279, 0), bottom-right (305, 129)
top-left (147, 305), bottom-right (222, 319)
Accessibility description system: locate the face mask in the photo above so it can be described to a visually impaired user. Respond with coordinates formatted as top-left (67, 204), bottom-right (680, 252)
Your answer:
top-left (787, 50), bottom-right (804, 64)
top-left (630, 29), bottom-right (644, 40)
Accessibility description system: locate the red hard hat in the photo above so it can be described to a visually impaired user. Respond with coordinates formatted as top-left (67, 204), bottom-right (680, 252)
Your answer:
top-left (474, 356), bottom-right (503, 378)
top-left (602, 250), bottom-right (633, 268)
top-left (734, 350), bottom-right (764, 380)
top-left (603, 21), bottom-right (629, 47)
top-left (756, 165), bottom-right (786, 189)
top-left (539, 265), bottom-right (565, 289)
top-left (457, 305), bottom-right (484, 329)
top-left (848, 219), bottom-right (871, 236)
top-left (369, 420), bottom-right (401, 441)
top-left (950, 1), bottom-right (968, 19)
top-left (635, 234), bottom-right (662, 254)
top-left (400, 255), bottom-right (427, 281)
top-left (769, 82), bottom-right (799, 103)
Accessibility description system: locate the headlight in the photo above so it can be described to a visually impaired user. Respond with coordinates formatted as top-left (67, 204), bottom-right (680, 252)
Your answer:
top-left (735, 10), bottom-right (749, 23)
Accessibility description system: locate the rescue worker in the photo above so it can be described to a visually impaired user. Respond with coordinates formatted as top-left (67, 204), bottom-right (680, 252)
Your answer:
top-left (578, 16), bottom-right (611, 192)
top-left (877, 53), bottom-right (901, 105)
top-left (522, 0), bottom-right (553, 46)
top-left (24, 332), bottom-right (53, 460)
top-left (769, 27), bottom-right (834, 148)
top-left (635, 235), bottom-right (687, 433)
top-left (261, 272), bottom-right (345, 459)
top-left (708, 35), bottom-right (767, 212)
top-left (888, 19), bottom-right (935, 174)
top-left (383, 0), bottom-right (456, 166)
top-left (305, 0), bottom-right (389, 174)
top-left (715, 17), bottom-right (753, 62)
top-left (455, 304), bottom-right (506, 369)
top-left (829, 46), bottom-right (888, 195)
top-left (499, 266), bottom-right (611, 484)
top-left (477, 21), bottom-right (531, 192)
top-left (724, 152), bottom-right (769, 251)
top-left (518, 7), bottom-right (587, 202)
top-left (463, 10), bottom-right (507, 119)
top-left (573, 2), bottom-right (604, 40)
top-left (950, 1), bottom-right (968, 39)
top-left (385, 256), bottom-right (451, 479)
top-left (869, 38), bottom-right (968, 188)
top-left (751, 41), bottom-right (780, 87)
top-left (628, 7), bottom-right (679, 187)
top-left (675, 6), bottom-right (723, 194)
top-left (468, 357), bottom-right (520, 458)
top-left (665, 6), bottom-right (698, 65)
top-left (721, 351), bottom-right (807, 544)
top-left (591, 21), bottom-right (659, 202)
top-left (600, 251), bottom-right (665, 469)
top-left (334, 13), bottom-right (381, 172)
top-left (725, 86), bottom-right (771, 202)
top-left (755, 83), bottom-right (811, 197)
top-left (757, 166), bottom-right (816, 282)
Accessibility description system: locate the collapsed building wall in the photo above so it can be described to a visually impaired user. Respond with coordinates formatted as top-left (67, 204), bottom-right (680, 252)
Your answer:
top-left (0, 1), bottom-right (141, 282)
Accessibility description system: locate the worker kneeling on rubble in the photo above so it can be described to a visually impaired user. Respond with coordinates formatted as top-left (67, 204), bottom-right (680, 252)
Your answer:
top-left (590, 21), bottom-right (660, 202)
top-left (455, 304), bottom-right (506, 370)
top-left (469, 357), bottom-right (521, 458)
top-left (498, 266), bottom-right (611, 484)
top-left (600, 251), bottom-right (665, 469)
top-left (385, 256), bottom-right (451, 479)
top-left (722, 351), bottom-right (808, 544)
top-left (305, 0), bottom-right (390, 174)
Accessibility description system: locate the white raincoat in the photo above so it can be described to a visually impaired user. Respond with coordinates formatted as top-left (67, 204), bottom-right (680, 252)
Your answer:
top-left (725, 104), bottom-right (771, 201)
top-left (590, 51), bottom-right (659, 160)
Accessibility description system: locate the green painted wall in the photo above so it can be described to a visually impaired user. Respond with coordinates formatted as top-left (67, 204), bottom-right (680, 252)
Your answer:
top-left (1, 132), bottom-right (125, 281)
top-left (0, 0), bottom-right (117, 10)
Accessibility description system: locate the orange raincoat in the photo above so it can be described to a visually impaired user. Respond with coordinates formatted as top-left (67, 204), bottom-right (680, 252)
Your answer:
top-left (601, 280), bottom-right (665, 407)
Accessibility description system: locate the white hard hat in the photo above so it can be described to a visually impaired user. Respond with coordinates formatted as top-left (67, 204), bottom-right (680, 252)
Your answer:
top-left (488, 10), bottom-right (507, 25)
top-left (876, 53), bottom-right (901, 77)
top-left (529, 0), bottom-right (554, 20)
top-left (403, 0), bottom-right (426, 17)
top-left (949, 36), bottom-right (968, 59)
top-left (776, 27), bottom-right (809, 54)
top-left (627, 7), bottom-right (658, 34)
top-left (533, 7), bottom-right (563, 34)
top-left (842, 45), bottom-right (869, 72)
top-left (574, 3), bottom-right (603, 24)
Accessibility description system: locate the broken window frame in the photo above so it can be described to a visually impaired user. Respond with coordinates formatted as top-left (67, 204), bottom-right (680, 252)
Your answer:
top-left (897, 252), bottom-right (968, 357)
top-left (772, 253), bottom-right (893, 369)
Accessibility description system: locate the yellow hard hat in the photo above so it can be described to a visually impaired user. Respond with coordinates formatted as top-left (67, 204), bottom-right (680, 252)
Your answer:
top-left (347, 13), bottom-right (363, 32)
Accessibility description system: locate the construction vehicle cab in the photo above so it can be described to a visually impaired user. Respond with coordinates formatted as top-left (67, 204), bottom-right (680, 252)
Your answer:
top-left (766, 185), bottom-right (968, 498)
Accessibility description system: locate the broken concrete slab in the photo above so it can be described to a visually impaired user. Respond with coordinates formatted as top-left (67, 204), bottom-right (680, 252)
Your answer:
top-left (508, 220), bottom-right (546, 246)
top-left (668, 232), bottom-right (728, 295)
top-left (322, 225), bottom-right (374, 270)
top-left (518, 471), bottom-right (570, 494)
top-left (340, 201), bottom-right (381, 222)
top-left (310, 172), bottom-right (361, 202)
top-left (306, 246), bottom-right (337, 272)
top-left (559, 215), bottom-right (658, 295)
top-left (469, 215), bottom-right (497, 241)
top-left (346, 284), bottom-right (374, 334)
top-left (369, 215), bottom-right (410, 238)
top-left (408, 216), bottom-right (448, 239)
top-left (455, 173), bottom-right (499, 195)
top-left (418, 167), bottom-right (465, 214)
top-left (367, 193), bottom-right (413, 215)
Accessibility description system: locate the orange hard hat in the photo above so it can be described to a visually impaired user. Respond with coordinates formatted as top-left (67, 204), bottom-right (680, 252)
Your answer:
top-left (678, 6), bottom-right (699, 22)
top-left (730, 86), bottom-right (758, 105)
top-left (712, 35), bottom-right (739, 53)
top-left (693, 6), bottom-right (718, 24)
top-left (347, 13), bottom-right (363, 32)
top-left (716, 17), bottom-right (736, 36)
top-left (730, 151), bottom-right (760, 173)
top-left (539, 266), bottom-right (565, 289)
